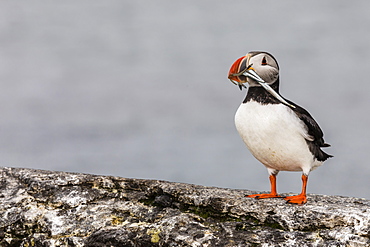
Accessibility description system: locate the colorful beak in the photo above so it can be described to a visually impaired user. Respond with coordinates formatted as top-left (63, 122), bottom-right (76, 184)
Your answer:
top-left (228, 56), bottom-right (248, 84)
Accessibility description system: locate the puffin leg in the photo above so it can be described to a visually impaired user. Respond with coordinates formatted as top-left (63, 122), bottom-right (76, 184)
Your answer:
top-left (246, 174), bottom-right (281, 199)
top-left (284, 174), bottom-right (308, 204)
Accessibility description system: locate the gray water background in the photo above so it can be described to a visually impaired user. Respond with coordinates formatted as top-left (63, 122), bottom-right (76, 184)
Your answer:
top-left (1, 1), bottom-right (369, 199)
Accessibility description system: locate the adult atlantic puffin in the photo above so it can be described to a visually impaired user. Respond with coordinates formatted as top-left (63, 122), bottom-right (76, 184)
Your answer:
top-left (228, 51), bottom-right (332, 204)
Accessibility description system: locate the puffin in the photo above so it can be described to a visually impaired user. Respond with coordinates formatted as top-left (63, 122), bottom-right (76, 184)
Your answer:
top-left (228, 51), bottom-right (332, 204)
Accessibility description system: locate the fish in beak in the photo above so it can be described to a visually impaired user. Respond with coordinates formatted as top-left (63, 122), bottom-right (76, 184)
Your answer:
top-left (227, 56), bottom-right (249, 90)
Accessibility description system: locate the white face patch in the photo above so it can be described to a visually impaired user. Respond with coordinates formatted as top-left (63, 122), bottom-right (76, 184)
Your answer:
top-left (247, 54), bottom-right (279, 85)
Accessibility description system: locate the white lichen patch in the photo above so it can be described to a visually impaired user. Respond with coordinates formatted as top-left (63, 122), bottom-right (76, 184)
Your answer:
top-left (23, 203), bottom-right (46, 221)
top-left (44, 210), bottom-right (66, 236)
top-left (58, 190), bottom-right (89, 207)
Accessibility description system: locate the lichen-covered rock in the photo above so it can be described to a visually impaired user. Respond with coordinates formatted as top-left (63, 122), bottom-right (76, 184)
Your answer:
top-left (0, 167), bottom-right (369, 246)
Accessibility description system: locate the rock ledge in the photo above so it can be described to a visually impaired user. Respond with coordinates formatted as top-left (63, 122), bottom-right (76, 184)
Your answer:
top-left (1, 167), bottom-right (369, 246)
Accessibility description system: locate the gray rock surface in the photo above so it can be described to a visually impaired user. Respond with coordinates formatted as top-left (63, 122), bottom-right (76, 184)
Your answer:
top-left (0, 167), bottom-right (370, 246)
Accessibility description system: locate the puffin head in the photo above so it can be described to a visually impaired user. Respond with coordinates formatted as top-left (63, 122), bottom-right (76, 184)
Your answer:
top-left (228, 51), bottom-right (295, 108)
top-left (228, 51), bottom-right (279, 90)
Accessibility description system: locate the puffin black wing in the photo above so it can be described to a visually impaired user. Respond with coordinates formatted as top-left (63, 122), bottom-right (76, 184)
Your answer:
top-left (285, 99), bottom-right (333, 161)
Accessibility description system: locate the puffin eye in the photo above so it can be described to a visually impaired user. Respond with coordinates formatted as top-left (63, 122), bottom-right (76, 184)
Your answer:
top-left (261, 57), bottom-right (267, 65)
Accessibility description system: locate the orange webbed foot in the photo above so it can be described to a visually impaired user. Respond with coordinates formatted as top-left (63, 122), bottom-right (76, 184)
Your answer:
top-left (246, 174), bottom-right (281, 199)
top-left (284, 194), bottom-right (307, 204)
top-left (284, 174), bottom-right (309, 204)
top-left (246, 193), bottom-right (282, 199)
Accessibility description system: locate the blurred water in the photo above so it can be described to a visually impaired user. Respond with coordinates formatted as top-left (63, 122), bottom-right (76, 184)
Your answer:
top-left (1, 1), bottom-right (370, 199)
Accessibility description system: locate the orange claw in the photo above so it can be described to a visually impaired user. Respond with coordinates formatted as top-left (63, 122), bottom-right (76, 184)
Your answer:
top-left (284, 174), bottom-right (308, 204)
top-left (284, 194), bottom-right (307, 204)
top-left (246, 174), bottom-right (281, 199)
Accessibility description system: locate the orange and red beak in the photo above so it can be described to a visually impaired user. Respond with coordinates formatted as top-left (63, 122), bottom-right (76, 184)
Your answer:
top-left (228, 56), bottom-right (249, 86)
top-left (228, 55), bottom-right (253, 90)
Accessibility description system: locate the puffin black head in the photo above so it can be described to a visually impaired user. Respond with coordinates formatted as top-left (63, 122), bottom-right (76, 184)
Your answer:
top-left (228, 51), bottom-right (295, 108)
top-left (228, 51), bottom-right (279, 89)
